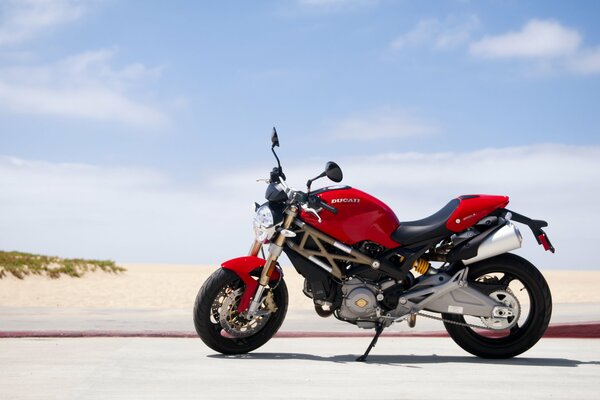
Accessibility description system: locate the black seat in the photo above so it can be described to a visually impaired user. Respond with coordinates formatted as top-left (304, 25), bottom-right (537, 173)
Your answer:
top-left (392, 199), bottom-right (460, 246)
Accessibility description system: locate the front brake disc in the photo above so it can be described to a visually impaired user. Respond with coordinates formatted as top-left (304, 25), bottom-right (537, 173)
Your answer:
top-left (219, 288), bottom-right (272, 338)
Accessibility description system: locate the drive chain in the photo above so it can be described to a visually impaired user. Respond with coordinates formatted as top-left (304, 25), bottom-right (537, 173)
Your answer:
top-left (415, 312), bottom-right (493, 330)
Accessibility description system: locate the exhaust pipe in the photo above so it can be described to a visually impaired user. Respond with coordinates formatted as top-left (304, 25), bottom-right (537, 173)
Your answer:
top-left (463, 222), bottom-right (523, 265)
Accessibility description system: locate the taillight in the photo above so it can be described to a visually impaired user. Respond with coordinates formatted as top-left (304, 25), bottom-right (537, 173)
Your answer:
top-left (537, 233), bottom-right (555, 253)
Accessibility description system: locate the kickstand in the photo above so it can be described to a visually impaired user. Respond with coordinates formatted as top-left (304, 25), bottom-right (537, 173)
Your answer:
top-left (356, 324), bottom-right (384, 362)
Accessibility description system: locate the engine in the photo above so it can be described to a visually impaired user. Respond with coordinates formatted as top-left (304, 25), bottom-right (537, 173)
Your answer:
top-left (337, 279), bottom-right (381, 326)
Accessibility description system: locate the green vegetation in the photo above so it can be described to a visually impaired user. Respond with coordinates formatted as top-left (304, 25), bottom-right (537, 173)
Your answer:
top-left (0, 251), bottom-right (126, 279)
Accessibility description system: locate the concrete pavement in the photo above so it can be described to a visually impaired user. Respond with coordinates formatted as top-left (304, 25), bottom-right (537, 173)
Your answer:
top-left (1, 336), bottom-right (599, 400)
top-left (1, 302), bottom-right (598, 334)
top-left (2, 303), bottom-right (599, 399)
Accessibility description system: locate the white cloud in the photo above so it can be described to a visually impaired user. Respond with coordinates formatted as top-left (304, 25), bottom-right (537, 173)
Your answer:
top-left (325, 108), bottom-right (438, 140)
top-left (1, 144), bottom-right (599, 268)
top-left (392, 15), bottom-right (480, 51)
top-left (343, 144), bottom-right (600, 270)
top-left (0, 0), bottom-right (86, 46)
top-left (469, 18), bottom-right (600, 76)
top-left (567, 46), bottom-right (600, 74)
top-left (435, 17), bottom-right (481, 50)
top-left (220, 143), bottom-right (600, 269)
top-left (0, 2), bottom-right (172, 125)
top-left (392, 19), bottom-right (438, 50)
top-left (0, 49), bottom-right (168, 126)
top-left (470, 19), bottom-right (581, 59)
top-left (0, 156), bottom-right (251, 264)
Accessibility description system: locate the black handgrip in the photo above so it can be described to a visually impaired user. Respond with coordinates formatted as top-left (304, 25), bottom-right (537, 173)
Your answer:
top-left (307, 194), bottom-right (338, 214)
top-left (319, 200), bottom-right (338, 214)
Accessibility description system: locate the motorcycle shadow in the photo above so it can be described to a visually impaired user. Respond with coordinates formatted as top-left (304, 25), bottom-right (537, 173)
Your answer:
top-left (208, 352), bottom-right (598, 368)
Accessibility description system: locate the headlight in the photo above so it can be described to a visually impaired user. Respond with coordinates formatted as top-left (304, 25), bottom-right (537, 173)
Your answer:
top-left (254, 204), bottom-right (274, 227)
top-left (253, 204), bottom-right (276, 243)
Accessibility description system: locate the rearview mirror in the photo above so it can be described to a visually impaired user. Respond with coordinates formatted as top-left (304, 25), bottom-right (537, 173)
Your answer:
top-left (325, 161), bottom-right (343, 183)
top-left (271, 127), bottom-right (279, 148)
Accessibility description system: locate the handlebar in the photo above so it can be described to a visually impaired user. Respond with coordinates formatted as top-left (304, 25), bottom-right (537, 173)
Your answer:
top-left (308, 194), bottom-right (338, 214)
top-left (269, 175), bottom-right (338, 215)
top-left (317, 199), bottom-right (338, 214)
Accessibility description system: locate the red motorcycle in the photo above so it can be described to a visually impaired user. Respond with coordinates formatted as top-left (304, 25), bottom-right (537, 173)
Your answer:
top-left (194, 129), bottom-right (554, 361)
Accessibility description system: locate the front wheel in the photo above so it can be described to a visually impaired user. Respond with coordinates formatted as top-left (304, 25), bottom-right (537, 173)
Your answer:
top-left (193, 268), bottom-right (288, 355)
top-left (443, 253), bottom-right (552, 358)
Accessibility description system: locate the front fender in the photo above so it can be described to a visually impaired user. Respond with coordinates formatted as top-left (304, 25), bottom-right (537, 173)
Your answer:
top-left (222, 256), bottom-right (267, 273)
top-left (221, 256), bottom-right (282, 312)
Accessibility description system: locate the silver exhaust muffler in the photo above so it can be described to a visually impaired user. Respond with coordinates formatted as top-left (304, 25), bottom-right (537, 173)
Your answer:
top-left (463, 222), bottom-right (523, 265)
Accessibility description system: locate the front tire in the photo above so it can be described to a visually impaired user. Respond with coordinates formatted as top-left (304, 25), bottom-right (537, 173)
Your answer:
top-left (193, 268), bottom-right (288, 355)
top-left (443, 254), bottom-right (552, 358)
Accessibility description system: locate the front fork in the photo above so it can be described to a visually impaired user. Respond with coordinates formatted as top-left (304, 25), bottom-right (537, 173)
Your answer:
top-left (246, 206), bottom-right (297, 316)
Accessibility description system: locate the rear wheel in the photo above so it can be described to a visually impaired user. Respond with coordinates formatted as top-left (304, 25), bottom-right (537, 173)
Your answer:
top-left (193, 268), bottom-right (288, 354)
top-left (443, 253), bottom-right (552, 358)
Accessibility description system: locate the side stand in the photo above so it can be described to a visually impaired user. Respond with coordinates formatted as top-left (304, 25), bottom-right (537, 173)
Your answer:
top-left (356, 325), bottom-right (384, 362)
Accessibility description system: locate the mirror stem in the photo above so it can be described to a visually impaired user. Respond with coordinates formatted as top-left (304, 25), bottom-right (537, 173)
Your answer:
top-left (271, 146), bottom-right (282, 171)
top-left (306, 172), bottom-right (326, 193)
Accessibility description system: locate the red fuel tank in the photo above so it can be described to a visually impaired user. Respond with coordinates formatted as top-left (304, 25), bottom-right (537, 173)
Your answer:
top-left (300, 186), bottom-right (400, 249)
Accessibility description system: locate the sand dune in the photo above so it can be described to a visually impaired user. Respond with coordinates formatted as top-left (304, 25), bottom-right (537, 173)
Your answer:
top-left (1, 264), bottom-right (599, 310)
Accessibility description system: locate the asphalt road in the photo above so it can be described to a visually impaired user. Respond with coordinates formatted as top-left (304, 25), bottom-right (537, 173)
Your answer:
top-left (1, 336), bottom-right (599, 400)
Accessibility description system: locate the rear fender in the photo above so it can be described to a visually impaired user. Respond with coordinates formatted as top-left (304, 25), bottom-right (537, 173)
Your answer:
top-left (221, 256), bottom-right (282, 313)
top-left (502, 209), bottom-right (556, 253)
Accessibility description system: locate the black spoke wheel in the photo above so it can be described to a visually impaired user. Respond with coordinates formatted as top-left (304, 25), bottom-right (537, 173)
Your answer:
top-left (443, 254), bottom-right (552, 358)
top-left (193, 268), bottom-right (288, 355)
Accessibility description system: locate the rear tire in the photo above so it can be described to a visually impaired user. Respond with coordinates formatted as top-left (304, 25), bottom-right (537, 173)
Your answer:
top-left (193, 268), bottom-right (288, 355)
top-left (443, 253), bottom-right (552, 358)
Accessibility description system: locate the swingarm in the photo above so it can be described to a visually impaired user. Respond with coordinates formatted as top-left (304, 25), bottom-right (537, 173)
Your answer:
top-left (390, 268), bottom-right (511, 320)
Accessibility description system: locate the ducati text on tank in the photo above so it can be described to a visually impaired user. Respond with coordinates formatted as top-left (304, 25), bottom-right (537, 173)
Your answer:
top-left (331, 198), bottom-right (360, 204)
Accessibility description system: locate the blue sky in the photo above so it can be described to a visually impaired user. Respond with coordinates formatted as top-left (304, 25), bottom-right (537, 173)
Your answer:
top-left (1, 0), bottom-right (599, 268)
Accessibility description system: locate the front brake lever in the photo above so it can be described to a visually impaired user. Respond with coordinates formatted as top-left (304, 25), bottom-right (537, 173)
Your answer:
top-left (301, 204), bottom-right (322, 223)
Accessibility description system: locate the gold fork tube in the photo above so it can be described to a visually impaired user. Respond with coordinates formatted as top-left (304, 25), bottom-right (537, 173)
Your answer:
top-left (258, 206), bottom-right (297, 286)
top-left (248, 240), bottom-right (262, 257)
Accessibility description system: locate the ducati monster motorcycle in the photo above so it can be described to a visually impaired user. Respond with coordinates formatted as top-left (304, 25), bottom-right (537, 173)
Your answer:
top-left (193, 129), bottom-right (555, 361)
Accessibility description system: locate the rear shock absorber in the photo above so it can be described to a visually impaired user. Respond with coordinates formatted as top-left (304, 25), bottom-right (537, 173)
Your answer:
top-left (412, 258), bottom-right (431, 275)
top-left (397, 254), bottom-right (432, 275)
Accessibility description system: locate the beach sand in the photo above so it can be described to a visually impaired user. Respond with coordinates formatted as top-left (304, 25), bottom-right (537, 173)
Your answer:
top-left (1, 264), bottom-right (599, 310)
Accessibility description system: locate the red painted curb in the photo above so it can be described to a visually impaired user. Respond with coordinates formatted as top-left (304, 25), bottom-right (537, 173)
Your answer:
top-left (544, 322), bottom-right (600, 338)
top-left (1, 322), bottom-right (598, 339)
top-left (0, 331), bottom-right (197, 338)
